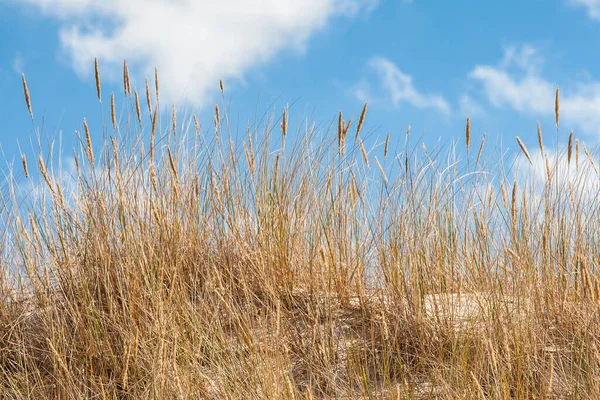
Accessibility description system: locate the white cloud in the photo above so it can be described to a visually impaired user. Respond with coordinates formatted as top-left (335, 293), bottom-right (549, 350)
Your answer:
top-left (355, 57), bottom-right (450, 115)
top-left (468, 45), bottom-right (600, 137)
top-left (458, 94), bottom-right (486, 118)
top-left (499, 44), bottom-right (544, 75)
top-left (12, 54), bottom-right (24, 74)
top-left (570, 0), bottom-right (600, 20)
top-left (15, 0), bottom-right (378, 105)
top-left (468, 67), bottom-right (555, 114)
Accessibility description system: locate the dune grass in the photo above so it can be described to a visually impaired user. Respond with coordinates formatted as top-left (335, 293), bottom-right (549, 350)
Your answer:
top-left (1, 61), bottom-right (600, 399)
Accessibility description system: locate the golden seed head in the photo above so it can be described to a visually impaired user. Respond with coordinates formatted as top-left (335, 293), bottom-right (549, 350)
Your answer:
top-left (134, 89), bottom-right (142, 126)
top-left (466, 117), bottom-right (471, 152)
top-left (568, 131), bottom-right (573, 165)
top-left (22, 74), bottom-right (33, 120)
top-left (123, 60), bottom-right (131, 96)
top-left (150, 104), bottom-right (158, 160)
top-left (219, 79), bottom-right (225, 96)
top-left (193, 115), bottom-right (200, 137)
top-left (111, 137), bottom-right (119, 170)
top-left (94, 57), bottom-right (101, 103)
top-left (375, 156), bottom-right (387, 182)
top-left (338, 111), bottom-right (344, 154)
top-left (516, 136), bottom-right (533, 166)
top-left (111, 93), bottom-right (116, 130)
top-left (281, 107), bottom-right (288, 137)
top-left (576, 138), bottom-right (580, 169)
top-left (38, 155), bottom-right (54, 194)
top-left (356, 103), bottom-right (368, 139)
top-left (83, 118), bottom-right (94, 164)
top-left (172, 104), bottom-right (177, 136)
top-left (359, 139), bottom-right (369, 168)
top-left (511, 181), bottom-right (517, 221)
top-left (21, 154), bottom-right (29, 179)
top-left (167, 148), bottom-right (178, 179)
top-left (384, 132), bottom-right (390, 160)
top-left (555, 86), bottom-right (560, 129)
top-left (343, 117), bottom-right (353, 139)
top-left (145, 78), bottom-right (152, 118)
top-left (583, 143), bottom-right (598, 176)
top-left (476, 132), bottom-right (486, 165)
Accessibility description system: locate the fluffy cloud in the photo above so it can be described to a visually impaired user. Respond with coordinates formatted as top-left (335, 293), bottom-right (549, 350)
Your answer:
top-left (355, 57), bottom-right (450, 115)
top-left (12, 54), bottom-right (24, 75)
top-left (570, 0), bottom-right (600, 20)
top-left (468, 45), bottom-right (600, 136)
top-left (458, 94), bottom-right (486, 118)
top-left (14, 0), bottom-right (378, 105)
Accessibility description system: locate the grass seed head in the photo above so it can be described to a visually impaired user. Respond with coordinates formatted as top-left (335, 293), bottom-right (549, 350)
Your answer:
top-left (172, 104), bottom-right (177, 136)
top-left (555, 86), bottom-right (560, 129)
top-left (123, 60), bottom-right (131, 95)
top-left (576, 138), bottom-right (580, 169)
top-left (384, 132), bottom-right (390, 160)
top-left (466, 117), bottom-right (471, 152)
top-left (134, 89), bottom-right (142, 126)
top-left (111, 93), bottom-right (116, 130)
top-left (22, 74), bottom-right (33, 120)
top-left (193, 115), bottom-right (200, 137)
top-left (281, 107), bottom-right (288, 137)
top-left (150, 104), bottom-right (158, 160)
top-left (145, 78), bottom-right (152, 118)
top-left (83, 118), bottom-right (94, 164)
top-left (375, 156), bottom-right (387, 182)
top-left (568, 131), bottom-right (573, 165)
top-left (476, 133), bottom-right (486, 165)
top-left (359, 139), bottom-right (369, 168)
top-left (94, 57), bottom-right (101, 103)
top-left (21, 154), bottom-right (29, 179)
top-left (516, 136), bottom-right (533, 166)
top-left (356, 103), bottom-right (368, 139)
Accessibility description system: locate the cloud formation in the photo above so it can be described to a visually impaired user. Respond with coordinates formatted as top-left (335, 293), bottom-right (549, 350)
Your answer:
top-left (468, 44), bottom-right (600, 137)
top-left (355, 57), bottom-right (450, 115)
top-left (15, 0), bottom-right (378, 105)
top-left (570, 0), bottom-right (600, 20)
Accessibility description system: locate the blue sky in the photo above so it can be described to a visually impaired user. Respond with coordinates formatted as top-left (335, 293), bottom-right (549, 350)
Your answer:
top-left (1, 0), bottom-right (600, 187)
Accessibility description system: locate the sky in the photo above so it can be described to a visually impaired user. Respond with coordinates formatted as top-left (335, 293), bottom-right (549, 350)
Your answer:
top-left (1, 0), bottom-right (600, 192)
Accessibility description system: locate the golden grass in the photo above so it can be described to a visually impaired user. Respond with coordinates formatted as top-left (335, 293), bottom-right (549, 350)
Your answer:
top-left (21, 73), bottom-right (33, 120)
top-left (466, 116), bottom-right (471, 152)
top-left (95, 57), bottom-right (101, 104)
top-left (568, 130), bottom-right (573, 165)
top-left (356, 103), bottom-right (367, 140)
top-left (21, 154), bottom-right (29, 179)
top-left (516, 136), bottom-right (533, 166)
top-left (123, 60), bottom-right (131, 96)
top-left (145, 78), bottom-right (152, 119)
top-left (111, 93), bottom-right (117, 130)
top-left (3, 66), bottom-right (600, 400)
top-left (555, 86), bottom-right (560, 130)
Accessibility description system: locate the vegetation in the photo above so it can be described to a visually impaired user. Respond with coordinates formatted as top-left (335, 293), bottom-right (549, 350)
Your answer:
top-left (1, 61), bottom-right (599, 399)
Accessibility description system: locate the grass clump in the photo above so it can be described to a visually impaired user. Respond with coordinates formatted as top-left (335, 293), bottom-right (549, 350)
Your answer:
top-left (0, 63), bottom-right (599, 399)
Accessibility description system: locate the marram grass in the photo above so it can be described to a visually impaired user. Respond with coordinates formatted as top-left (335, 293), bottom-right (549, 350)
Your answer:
top-left (0, 63), bottom-right (599, 399)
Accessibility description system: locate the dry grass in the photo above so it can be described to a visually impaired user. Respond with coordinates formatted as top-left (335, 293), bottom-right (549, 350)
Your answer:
top-left (1, 63), bottom-right (600, 399)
